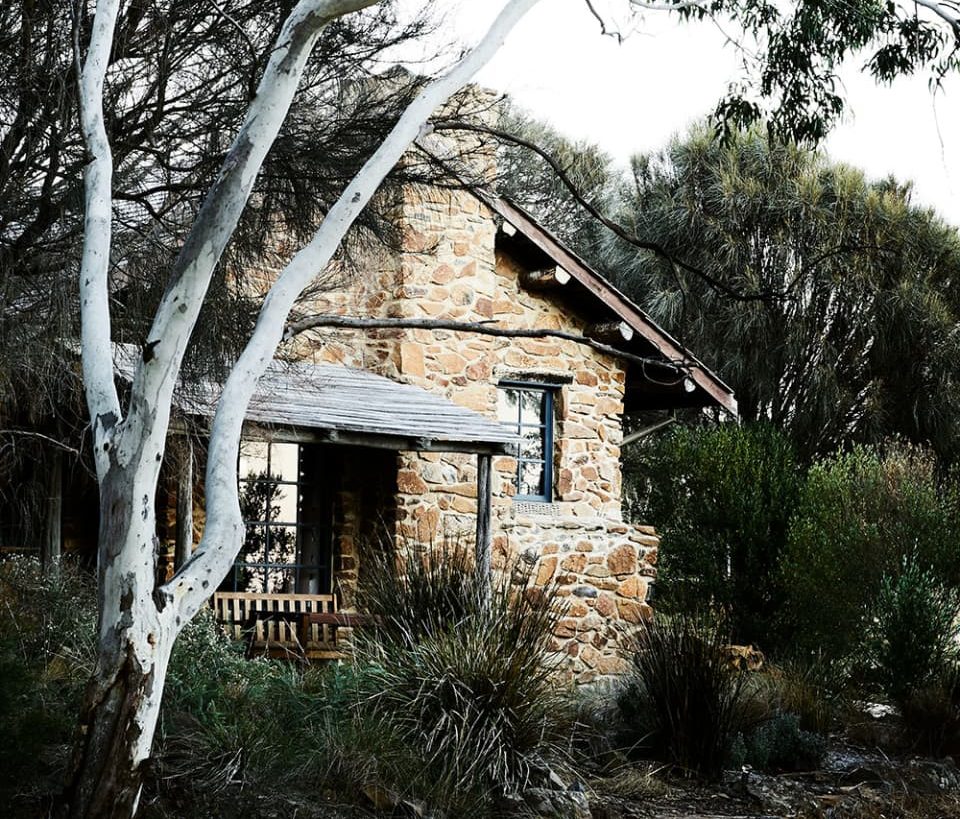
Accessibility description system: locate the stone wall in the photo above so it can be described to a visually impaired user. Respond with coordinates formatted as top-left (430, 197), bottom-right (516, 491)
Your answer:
top-left (292, 181), bottom-right (658, 683)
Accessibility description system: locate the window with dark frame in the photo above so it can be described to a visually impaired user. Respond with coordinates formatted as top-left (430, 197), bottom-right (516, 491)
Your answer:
top-left (224, 441), bottom-right (334, 595)
top-left (497, 383), bottom-right (554, 502)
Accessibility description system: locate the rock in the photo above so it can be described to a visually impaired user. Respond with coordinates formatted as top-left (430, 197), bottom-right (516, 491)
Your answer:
top-left (522, 787), bottom-right (591, 819)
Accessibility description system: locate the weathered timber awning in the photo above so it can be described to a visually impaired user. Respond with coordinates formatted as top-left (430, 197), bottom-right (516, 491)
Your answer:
top-left (113, 347), bottom-right (518, 455)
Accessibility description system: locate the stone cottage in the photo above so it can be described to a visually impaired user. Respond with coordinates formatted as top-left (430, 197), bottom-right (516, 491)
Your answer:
top-left (207, 175), bottom-right (736, 683)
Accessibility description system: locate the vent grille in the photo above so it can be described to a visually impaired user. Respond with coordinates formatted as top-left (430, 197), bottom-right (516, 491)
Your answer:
top-left (513, 501), bottom-right (560, 517)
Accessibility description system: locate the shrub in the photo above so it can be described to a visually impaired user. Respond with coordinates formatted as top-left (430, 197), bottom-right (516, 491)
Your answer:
top-left (627, 423), bottom-right (800, 648)
top-left (864, 556), bottom-right (960, 705)
top-left (898, 664), bottom-right (960, 756)
top-left (613, 612), bottom-right (747, 779)
top-left (0, 557), bottom-right (96, 809)
top-left (731, 713), bottom-right (826, 773)
top-left (355, 545), bottom-right (574, 812)
top-left (781, 444), bottom-right (960, 661)
top-left (357, 536), bottom-right (485, 647)
top-left (765, 656), bottom-right (849, 735)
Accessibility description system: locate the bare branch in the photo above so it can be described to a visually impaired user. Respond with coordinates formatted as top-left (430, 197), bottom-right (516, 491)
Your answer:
top-left (284, 313), bottom-right (691, 373)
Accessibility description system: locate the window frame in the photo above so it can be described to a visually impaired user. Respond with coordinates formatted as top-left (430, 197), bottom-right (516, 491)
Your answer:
top-left (497, 381), bottom-right (556, 503)
top-left (227, 440), bottom-right (333, 595)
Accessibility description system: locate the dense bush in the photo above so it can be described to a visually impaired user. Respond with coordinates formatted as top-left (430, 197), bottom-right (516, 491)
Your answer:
top-left (613, 613), bottom-right (747, 779)
top-left (0, 557), bottom-right (95, 810)
top-left (864, 556), bottom-right (960, 705)
top-left (781, 445), bottom-right (960, 660)
top-left (357, 542), bottom-right (575, 811)
top-left (627, 423), bottom-right (800, 648)
top-left (731, 713), bottom-right (826, 773)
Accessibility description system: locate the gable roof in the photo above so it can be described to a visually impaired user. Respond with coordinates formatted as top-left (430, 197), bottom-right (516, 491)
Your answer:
top-left (112, 346), bottom-right (518, 455)
top-left (473, 190), bottom-right (738, 416)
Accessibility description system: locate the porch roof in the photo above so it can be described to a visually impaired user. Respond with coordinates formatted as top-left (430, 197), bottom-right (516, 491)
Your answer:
top-left (114, 347), bottom-right (518, 454)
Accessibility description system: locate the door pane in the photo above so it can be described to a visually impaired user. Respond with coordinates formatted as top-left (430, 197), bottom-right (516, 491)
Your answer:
top-left (239, 441), bottom-right (269, 480)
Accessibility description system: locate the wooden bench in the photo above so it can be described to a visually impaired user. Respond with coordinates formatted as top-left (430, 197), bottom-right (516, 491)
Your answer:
top-left (212, 592), bottom-right (347, 660)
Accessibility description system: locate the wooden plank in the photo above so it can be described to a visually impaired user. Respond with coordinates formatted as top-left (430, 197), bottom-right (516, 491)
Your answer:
top-left (174, 436), bottom-right (194, 570)
top-left (476, 452), bottom-right (493, 601)
top-left (41, 450), bottom-right (62, 573)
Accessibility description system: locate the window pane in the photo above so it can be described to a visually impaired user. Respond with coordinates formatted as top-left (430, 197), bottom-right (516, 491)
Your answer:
top-left (497, 388), bottom-right (519, 425)
top-left (241, 525), bottom-right (269, 564)
top-left (239, 481), bottom-right (273, 524)
top-left (239, 440), bottom-right (269, 479)
top-left (272, 483), bottom-right (298, 524)
top-left (519, 462), bottom-right (545, 497)
top-left (520, 429), bottom-right (544, 459)
top-left (237, 565), bottom-right (265, 593)
top-left (266, 565), bottom-right (295, 594)
top-left (270, 443), bottom-right (299, 482)
top-left (268, 525), bottom-right (298, 566)
top-left (520, 390), bottom-right (544, 424)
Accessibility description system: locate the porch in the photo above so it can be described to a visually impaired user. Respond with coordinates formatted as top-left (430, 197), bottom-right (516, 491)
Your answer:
top-left (159, 359), bottom-right (517, 658)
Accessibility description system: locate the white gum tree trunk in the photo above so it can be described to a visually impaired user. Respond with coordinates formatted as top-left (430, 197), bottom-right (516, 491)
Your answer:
top-left (64, 1), bottom-right (545, 817)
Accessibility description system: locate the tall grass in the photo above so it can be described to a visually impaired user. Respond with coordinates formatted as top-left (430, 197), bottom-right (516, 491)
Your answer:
top-left (355, 539), bottom-right (575, 810)
top-left (613, 613), bottom-right (747, 779)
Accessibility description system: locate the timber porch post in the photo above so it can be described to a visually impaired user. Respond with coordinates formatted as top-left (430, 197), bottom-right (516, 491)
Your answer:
top-left (476, 452), bottom-right (492, 593)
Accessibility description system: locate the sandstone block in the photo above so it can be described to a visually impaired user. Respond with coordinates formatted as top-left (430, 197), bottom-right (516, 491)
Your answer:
top-left (595, 593), bottom-right (617, 618)
top-left (536, 557), bottom-right (558, 586)
top-left (607, 544), bottom-right (638, 576)
top-left (397, 470), bottom-right (428, 494)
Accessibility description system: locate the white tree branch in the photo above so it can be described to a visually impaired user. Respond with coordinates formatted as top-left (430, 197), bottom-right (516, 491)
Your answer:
top-left (628, 0), bottom-right (710, 11)
top-left (169, 0), bottom-right (547, 618)
top-left (914, 0), bottom-right (960, 34)
top-left (116, 0), bottom-right (381, 476)
top-left (77, 0), bottom-right (123, 478)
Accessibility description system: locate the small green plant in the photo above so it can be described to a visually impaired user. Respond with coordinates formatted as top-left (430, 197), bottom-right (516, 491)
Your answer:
top-left (614, 612), bottom-right (747, 780)
top-left (730, 713), bottom-right (826, 772)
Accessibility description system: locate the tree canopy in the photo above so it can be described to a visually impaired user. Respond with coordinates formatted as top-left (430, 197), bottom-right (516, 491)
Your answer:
top-left (600, 125), bottom-right (960, 461)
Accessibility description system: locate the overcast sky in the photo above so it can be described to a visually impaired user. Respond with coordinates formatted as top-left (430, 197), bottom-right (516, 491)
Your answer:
top-left (398, 0), bottom-right (960, 226)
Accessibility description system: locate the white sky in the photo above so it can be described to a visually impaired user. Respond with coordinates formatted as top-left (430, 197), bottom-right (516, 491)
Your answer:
top-left (397, 0), bottom-right (960, 226)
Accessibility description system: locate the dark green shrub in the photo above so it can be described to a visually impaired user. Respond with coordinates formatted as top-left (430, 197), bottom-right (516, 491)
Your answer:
top-left (614, 613), bottom-right (747, 779)
top-left (731, 713), bottom-right (826, 772)
top-left (781, 445), bottom-right (960, 660)
top-left (864, 556), bottom-right (960, 705)
top-left (628, 423), bottom-right (800, 648)
top-left (0, 557), bottom-right (96, 809)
